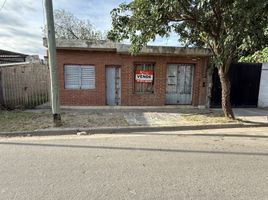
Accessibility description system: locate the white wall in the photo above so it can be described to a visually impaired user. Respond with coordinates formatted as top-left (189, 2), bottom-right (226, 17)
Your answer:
top-left (258, 62), bottom-right (268, 107)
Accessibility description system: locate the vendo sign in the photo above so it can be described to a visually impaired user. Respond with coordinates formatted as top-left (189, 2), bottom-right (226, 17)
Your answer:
top-left (135, 70), bottom-right (154, 83)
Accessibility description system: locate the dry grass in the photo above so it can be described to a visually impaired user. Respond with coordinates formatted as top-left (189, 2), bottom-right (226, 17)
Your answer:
top-left (181, 110), bottom-right (237, 124)
top-left (0, 111), bottom-right (52, 132)
top-left (0, 109), bottom-right (238, 132)
top-left (0, 110), bottom-right (128, 132)
top-left (60, 111), bottom-right (128, 128)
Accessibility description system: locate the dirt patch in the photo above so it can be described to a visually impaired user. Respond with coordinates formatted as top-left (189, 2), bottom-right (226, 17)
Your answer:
top-left (0, 110), bottom-right (128, 132)
top-left (181, 110), bottom-right (238, 124)
top-left (0, 109), bottom-right (239, 132)
top-left (60, 111), bottom-right (128, 128)
top-left (0, 111), bottom-right (52, 132)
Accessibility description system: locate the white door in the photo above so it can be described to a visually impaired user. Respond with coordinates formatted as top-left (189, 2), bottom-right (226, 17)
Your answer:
top-left (106, 67), bottom-right (121, 106)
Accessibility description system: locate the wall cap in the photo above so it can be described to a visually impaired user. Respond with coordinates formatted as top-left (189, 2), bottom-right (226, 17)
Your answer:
top-left (43, 38), bottom-right (212, 57)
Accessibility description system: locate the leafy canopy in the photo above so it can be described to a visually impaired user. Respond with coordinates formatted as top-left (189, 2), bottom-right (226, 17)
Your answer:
top-left (108, 0), bottom-right (268, 71)
top-left (240, 47), bottom-right (268, 63)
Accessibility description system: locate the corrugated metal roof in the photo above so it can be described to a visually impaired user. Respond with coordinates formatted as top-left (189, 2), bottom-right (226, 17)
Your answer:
top-left (0, 49), bottom-right (28, 64)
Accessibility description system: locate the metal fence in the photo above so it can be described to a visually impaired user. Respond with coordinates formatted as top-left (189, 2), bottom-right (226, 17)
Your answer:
top-left (0, 62), bottom-right (50, 109)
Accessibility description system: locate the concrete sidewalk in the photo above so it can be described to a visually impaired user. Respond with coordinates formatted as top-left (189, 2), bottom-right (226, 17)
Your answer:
top-left (60, 106), bottom-right (268, 126)
top-left (38, 103), bottom-right (268, 124)
top-left (233, 108), bottom-right (268, 124)
top-left (0, 107), bottom-right (268, 137)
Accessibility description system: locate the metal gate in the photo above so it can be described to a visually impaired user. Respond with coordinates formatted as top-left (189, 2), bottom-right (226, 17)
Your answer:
top-left (106, 66), bottom-right (121, 105)
top-left (210, 63), bottom-right (262, 107)
top-left (166, 64), bottom-right (194, 104)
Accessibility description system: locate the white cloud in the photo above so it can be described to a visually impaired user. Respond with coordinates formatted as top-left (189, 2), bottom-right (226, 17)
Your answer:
top-left (0, 0), bottom-right (181, 58)
top-left (0, 0), bottom-right (44, 56)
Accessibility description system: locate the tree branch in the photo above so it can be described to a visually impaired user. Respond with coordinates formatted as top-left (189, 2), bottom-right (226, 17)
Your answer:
top-left (67, 28), bottom-right (79, 39)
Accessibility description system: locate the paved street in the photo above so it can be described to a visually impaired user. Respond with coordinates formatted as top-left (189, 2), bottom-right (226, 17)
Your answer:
top-left (0, 128), bottom-right (268, 200)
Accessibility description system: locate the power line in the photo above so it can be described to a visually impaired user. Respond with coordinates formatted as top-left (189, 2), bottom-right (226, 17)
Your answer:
top-left (0, 0), bottom-right (7, 12)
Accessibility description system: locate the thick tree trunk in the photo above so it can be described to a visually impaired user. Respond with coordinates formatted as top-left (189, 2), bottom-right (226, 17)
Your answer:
top-left (218, 67), bottom-right (235, 119)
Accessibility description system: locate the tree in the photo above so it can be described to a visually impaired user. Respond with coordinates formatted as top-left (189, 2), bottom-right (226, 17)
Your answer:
top-left (108, 0), bottom-right (268, 119)
top-left (240, 47), bottom-right (268, 63)
top-left (44, 9), bottom-right (106, 40)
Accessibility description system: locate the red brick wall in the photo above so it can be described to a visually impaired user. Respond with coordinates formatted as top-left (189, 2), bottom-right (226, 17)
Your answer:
top-left (56, 49), bottom-right (209, 106)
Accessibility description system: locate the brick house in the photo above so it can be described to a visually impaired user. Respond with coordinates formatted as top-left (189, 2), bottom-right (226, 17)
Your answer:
top-left (46, 39), bottom-right (211, 107)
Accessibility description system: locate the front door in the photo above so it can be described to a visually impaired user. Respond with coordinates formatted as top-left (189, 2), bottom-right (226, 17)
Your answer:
top-left (106, 66), bottom-right (121, 105)
top-left (166, 64), bottom-right (194, 104)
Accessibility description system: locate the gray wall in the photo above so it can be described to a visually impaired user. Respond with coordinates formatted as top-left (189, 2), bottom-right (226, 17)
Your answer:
top-left (0, 62), bottom-right (50, 109)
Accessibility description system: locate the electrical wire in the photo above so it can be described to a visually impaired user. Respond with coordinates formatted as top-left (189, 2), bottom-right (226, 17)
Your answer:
top-left (42, 0), bottom-right (46, 26)
top-left (0, 0), bottom-right (7, 12)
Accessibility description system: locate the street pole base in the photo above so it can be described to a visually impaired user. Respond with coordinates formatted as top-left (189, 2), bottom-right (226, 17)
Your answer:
top-left (53, 114), bottom-right (62, 127)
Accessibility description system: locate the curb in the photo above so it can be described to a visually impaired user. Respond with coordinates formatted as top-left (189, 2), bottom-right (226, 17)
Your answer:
top-left (0, 123), bottom-right (268, 137)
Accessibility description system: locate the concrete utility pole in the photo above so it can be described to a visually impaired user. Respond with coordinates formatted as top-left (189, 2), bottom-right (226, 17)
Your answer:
top-left (44, 0), bottom-right (61, 126)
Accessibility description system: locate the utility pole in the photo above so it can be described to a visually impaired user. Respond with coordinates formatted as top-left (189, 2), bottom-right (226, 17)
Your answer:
top-left (44, 0), bottom-right (61, 126)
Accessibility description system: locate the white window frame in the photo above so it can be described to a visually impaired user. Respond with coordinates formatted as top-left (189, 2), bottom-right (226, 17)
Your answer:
top-left (64, 64), bottom-right (96, 89)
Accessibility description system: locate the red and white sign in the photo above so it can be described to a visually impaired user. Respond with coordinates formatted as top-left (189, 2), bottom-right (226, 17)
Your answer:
top-left (135, 70), bottom-right (154, 83)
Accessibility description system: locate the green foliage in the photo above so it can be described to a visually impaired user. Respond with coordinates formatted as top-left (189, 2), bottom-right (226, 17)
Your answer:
top-left (240, 47), bottom-right (268, 63)
top-left (108, 0), bottom-right (268, 71)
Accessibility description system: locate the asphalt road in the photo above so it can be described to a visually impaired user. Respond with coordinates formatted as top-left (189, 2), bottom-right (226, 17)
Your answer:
top-left (0, 129), bottom-right (268, 200)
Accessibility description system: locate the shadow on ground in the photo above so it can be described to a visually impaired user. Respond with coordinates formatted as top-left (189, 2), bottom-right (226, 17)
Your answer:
top-left (0, 141), bottom-right (267, 157)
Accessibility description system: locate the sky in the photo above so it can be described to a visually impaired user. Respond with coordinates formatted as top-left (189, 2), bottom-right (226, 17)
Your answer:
top-left (0, 0), bottom-right (179, 58)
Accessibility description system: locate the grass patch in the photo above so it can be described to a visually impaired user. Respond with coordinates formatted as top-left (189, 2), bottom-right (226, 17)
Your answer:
top-left (0, 111), bottom-right (52, 132)
top-left (0, 110), bottom-right (129, 132)
top-left (0, 109), bottom-right (238, 132)
top-left (60, 112), bottom-right (129, 128)
top-left (181, 110), bottom-right (237, 124)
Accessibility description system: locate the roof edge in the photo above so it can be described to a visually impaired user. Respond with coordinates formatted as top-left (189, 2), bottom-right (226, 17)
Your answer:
top-left (43, 38), bottom-right (212, 56)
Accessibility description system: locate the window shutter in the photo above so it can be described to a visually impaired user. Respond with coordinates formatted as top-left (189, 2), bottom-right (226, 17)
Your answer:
top-left (81, 65), bottom-right (95, 89)
top-left (65, 65), bottom-right (81, 89)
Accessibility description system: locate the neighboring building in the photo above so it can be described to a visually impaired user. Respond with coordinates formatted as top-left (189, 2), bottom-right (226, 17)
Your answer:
top-left (0, 49), bottom-right (28, 64)
top-left (44, 39), bottom-right (211, 107)
top-left (0, 49), bottom-right (42, 64)
top-left (25, 55), bottom-right (42, 64)
top-left (258, 62), bottom-right (268, 107)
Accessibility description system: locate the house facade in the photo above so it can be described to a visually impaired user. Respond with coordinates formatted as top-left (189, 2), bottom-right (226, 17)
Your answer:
top-left (50, 40), bottom-right (211, 107)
